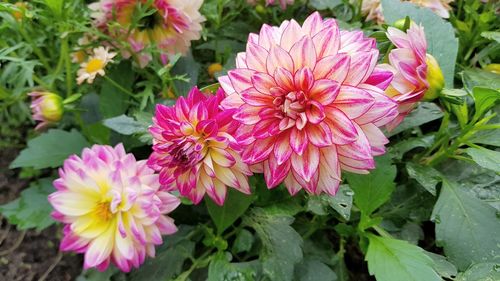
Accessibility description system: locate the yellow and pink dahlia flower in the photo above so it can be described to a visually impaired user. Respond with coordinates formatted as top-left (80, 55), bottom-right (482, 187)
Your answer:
top-left (29, 91), bottom-right (64, 131)
top-left (148, 87), bottom-right (252, 206)
top-left (89, 0), bottom-right (205, 67)
top-left (219, 12), bottom-right (398, 196)
top-left (49, 144), bottom-right (180, 272)
top-left (382, 23), bottom-right (432, 130)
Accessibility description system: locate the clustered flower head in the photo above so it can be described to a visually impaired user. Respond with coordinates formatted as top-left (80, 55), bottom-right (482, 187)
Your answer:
top-left (49, 144), bottom-right (180, 272)
top-left (77, 46), bottom-right (116, 84)
top-left (29, 91), bottom-right (64, 130)
top-left (361, 0), bottom-right (454, 24)
top-left (219, 12), bottom-right (399, 195)
top-left (382, 23), bottom-right (437, 130)
top-left (89, 0), bottom-right (205, 67)
top-left (148, 87), bottom-right (252, 205)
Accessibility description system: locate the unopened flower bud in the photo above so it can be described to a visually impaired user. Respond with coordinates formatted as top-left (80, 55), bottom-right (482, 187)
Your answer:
top-left (423, 54), bottom-right (445, 101)
top-left (29, 92), bottom-right (64, 130)
top-left (484, 64), bottom-right (500, 75)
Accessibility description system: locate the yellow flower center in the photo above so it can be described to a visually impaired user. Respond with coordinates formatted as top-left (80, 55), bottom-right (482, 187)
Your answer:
top-left (86, 58), bottom-right (105, 73)
top-left (93, 202), bottom-right (113, 222)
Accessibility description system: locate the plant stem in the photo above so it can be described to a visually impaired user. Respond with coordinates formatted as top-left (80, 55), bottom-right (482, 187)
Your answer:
top-left (372, 225), bottom-right (392, 238)
top-left (63, 38), bottom-right (72, 97)
top-left (103, 76), bottom-right (137, 98)
top-left (174, 249), bottom-right (214, 281)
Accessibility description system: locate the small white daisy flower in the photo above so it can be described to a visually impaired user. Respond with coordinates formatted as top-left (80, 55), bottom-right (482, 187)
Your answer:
top-left (76, 46), bottom-right (116, 85)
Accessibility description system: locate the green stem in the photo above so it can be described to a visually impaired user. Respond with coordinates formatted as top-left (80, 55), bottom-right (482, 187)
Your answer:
top-left (32, 75), bottom-right (52, 90)
top-left (103, 76), bottom-right (137, 99)
top-left (63, 38), bottom-right (72, 97)
top-left (174, 249), bottom-right (214, 281)
top-left (372, 225), bottom-right (392, 238)
top-left (476, 123), bottom-right (500, 130)
top-left (52, 37), bottom-right (67, 88)
top-left (302, 216), bottom-right (319, 239)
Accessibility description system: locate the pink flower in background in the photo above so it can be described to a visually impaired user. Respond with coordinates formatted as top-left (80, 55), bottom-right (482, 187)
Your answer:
top-left (89, 0), bottom-right (205, 67)
top-left (49, 144), bottom-right (180, 272)
top-left (361, 0), bottom-right (453, 24)
top-left (247, 0), bottom-right (294, 9)
top-left (148, 87), bottom-right (252, 205)
top-left (29, 91), bottom-right (64, 131)
top-left (382, 23), bottom-right (429, 130)
top-left (219, 12), bottom-right (398, 196)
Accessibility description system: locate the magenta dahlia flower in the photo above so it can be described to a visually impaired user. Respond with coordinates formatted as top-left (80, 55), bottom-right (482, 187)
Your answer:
top-left (219, 12), bottom-right (398, 195)
top-left (49, 144), bottom-right (180, 272)
top-left (382, 23), bottom-right (430, 130)
top-left (148, 87), bottom-right (252, 206)
top-left (89, 0), bottom-right (205, 67)
top-left (29, 91), bottom-right (64, 131)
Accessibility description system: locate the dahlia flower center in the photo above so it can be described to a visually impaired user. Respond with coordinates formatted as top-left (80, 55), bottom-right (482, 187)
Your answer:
top-left (279, 91), bottom-right (307, 117)
top-left (138, 11), bottom-right (161, 31)
top-left (93, 201), bottom-right (113, 222)
top-left (169, 138), bottom-right (204, 168)
top-left (86, 58), bottom-right (105, 73)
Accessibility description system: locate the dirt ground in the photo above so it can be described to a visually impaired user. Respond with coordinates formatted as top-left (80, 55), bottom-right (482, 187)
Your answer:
top-left (0, 149), bottom-right (82, 281)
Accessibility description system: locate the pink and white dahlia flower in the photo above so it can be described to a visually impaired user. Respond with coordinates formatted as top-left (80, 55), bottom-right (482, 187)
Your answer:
top-left (148, 87), bottom-right (252, 206)
top-left (89, 0), bottom-right (205, 67)
top-left (382, 23), bottom-right (429, 130)
top-left (49, 144), bottom-right (180, 272)
top-left (219, 12), bottom-right (398, 196)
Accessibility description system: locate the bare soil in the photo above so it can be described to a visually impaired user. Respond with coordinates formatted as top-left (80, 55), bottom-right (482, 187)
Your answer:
top-left (0, 148), bottom-right (82, 281)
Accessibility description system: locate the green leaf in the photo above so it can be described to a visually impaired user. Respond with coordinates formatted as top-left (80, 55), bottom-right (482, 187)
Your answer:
top-left (171, 52), bottom-right (200, 96)
top-left (76, 268), bottom-right (120, 281)
top-left (206, 189), bottom-right (255, 235)
top-left (462, 69), bottom-right (500, 92)
top-left (44, 0), bottom-right (63, 17)
top-left (233, 229), bottom-right (255, 254)
top-left (0, 178), bottom-right (55, 231)
top-left (80, 93), bottom-right (102, 124)
top-left (424, 251), bottom-right (457, 279)
top-left (208, 252), bottom-right (257, 281)
top-left (472, 87), bottom-right (500, 120)
top-left (306, 185), bottom-right (354, 220)
top-left (244, 208), bottom-right (303, 281)
top-left (469, 129), bottom-right (500, 147)
top-left (366, 235), bottom-right (441, 281)
top-left (481, 31), bottom-right (500, 43)
top-left (437, 159), bottom-right (500, 211)
top-left (294, 258), bottom-right (337, 281)
top-left (10, 129), bottom-right (89, 169)
top-left (308, 0), bottom-right (342, 10)
top-left (406, 162), bottom-right (442, 195)
top-left (381, 0), bottom-right (458, 87)
top-left (431, 180), bottom-right (500, 270)
top-left (103, 114), bottom-right (145, 135)
top-left (456, 263), bottom-right (500, 281)
top-left (99, 62), bottom-right (134, 118)
top-left (466, 147), bottom-right (500, 172)
top-left (387, 103), bottom-right (443, 136)
top-left (389, 135), bottom-right (434, 160)
top-left (129, 226), bottom-right (195, 281)
top-left (345, 155), bottom-right (396, 216)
